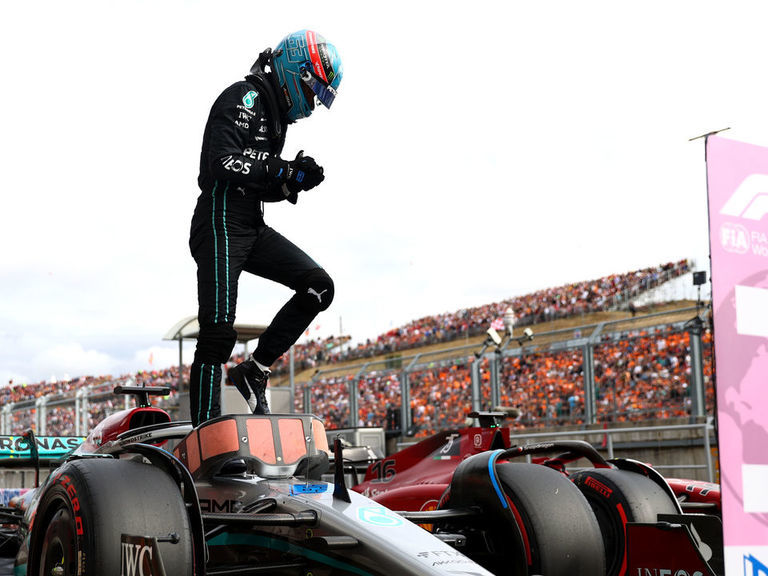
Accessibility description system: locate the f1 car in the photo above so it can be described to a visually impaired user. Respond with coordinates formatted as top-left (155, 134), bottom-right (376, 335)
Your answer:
top-left (349, 411), bottom-right (724, 576)
top-left (0, 389), bottom-right (723, 576)
top-left (0, 386), bottom-right (497, 576)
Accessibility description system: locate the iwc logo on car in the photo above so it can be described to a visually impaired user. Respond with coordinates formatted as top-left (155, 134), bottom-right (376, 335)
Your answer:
top-left (242, 90), bottom-right (258, 109)
top-left (120, 534), bottom-right (166, 576)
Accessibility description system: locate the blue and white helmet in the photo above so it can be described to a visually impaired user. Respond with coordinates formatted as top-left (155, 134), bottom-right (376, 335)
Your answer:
top-left (271, 30), bottom-right (343, 123)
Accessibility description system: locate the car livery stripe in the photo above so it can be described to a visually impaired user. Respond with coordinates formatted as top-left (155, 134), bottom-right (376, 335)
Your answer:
top-left (208, 532), bottom-right (373, 575)
top-left (487, 450), bottom-right (507, 509)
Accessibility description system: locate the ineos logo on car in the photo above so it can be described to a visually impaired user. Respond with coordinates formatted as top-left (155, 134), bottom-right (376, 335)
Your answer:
top-left (631, 570), bottom-right (704, 576)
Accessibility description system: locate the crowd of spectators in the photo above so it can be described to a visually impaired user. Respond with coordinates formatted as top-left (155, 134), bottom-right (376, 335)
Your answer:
top-left (1, 365), bottom-right (188, 436)
top-left (268, 335), bottom-right (352, 377)
top-left (1, 259), bottom-right (707, 438)
top-left (269, 260), bottom-right (691, 374)
top-left (499, 349), bottom-right (587, 429)
top-left (591, 326), bottom-right (715, 422)
top-left (299, 323), bottom-right (714, 437)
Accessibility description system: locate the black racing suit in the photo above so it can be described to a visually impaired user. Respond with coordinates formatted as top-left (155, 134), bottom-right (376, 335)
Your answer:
top-left (189, 73), bottom-right (334, 426)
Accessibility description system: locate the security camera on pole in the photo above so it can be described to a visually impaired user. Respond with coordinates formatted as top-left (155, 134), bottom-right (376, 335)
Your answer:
top-left (471, 307), bottom-right (535, 414)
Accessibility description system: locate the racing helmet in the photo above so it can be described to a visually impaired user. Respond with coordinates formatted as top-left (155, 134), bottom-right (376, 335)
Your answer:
top-left (271, 30), bottom-right (343, 123)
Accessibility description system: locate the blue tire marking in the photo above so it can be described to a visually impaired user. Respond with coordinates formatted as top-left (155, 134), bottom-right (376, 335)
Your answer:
top-left (487, 450), bottom-right (508, 509)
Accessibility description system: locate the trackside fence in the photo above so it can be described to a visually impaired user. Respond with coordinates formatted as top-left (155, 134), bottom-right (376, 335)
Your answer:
top-left (296, 307), bottom-right (714, 438)
top-left (0, 381), bottom-right (182, 436)
top-left (0, 308), bottom-right (712, 450)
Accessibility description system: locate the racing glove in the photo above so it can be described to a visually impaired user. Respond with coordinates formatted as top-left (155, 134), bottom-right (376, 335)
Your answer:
top-left (266, 151), bottom-right (325, 202)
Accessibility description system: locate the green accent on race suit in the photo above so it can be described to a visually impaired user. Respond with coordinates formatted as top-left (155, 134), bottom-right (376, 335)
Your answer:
top-left (222, 184), bottom-right (230, 322)
top-left (211, 181), bottom-right (231, 324)
top-left (198, 363), bottom-right (207, 422)
top-left (208, 532), bottom-right (373, 576)
top-left (207, 363), bottom-right (214, 420)
top-left (212, 182), bottom-right (220, 322)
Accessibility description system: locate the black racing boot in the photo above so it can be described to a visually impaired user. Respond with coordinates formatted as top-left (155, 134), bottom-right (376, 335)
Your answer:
top-left (229, 359), bottom-right (271, 415)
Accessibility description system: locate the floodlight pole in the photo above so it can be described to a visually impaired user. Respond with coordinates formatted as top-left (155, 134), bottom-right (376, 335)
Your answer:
top-left (470, 360), bottom-right (482, 413)
top-left (178, 337), bottom-right (184, 393)
top-left (686, 314), bottom-right (707, 419)
top-left (582, 343), bottom-right (596, 424)
top-left (490, 350), bottom-right (501, 409)
top-left (686, 128), bottom-right (726, 416)
top-left (289, 346), bottom-right (295, 413)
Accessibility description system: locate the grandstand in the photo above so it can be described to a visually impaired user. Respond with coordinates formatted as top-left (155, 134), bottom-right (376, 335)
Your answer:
top-left (0, 259), bottom-right (712, 444)
top-left (268, 258), bottom-right (693, 373)
top-left (294, 301), bottom-right (711, 436)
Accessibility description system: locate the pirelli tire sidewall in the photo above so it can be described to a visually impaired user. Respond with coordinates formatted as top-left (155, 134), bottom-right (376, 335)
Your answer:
top-left (446, 454), bottom-right (605, 576)
top-left (570, 468), bottom-right (680, 576)
top-left (494, 463), bottom-right (606, 576)
top-left (31, 457), bottom-right (193, 576)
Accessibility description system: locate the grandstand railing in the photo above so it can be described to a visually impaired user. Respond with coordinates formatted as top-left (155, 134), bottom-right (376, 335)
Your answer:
top-left (0, 380), bottom-right (180, 436)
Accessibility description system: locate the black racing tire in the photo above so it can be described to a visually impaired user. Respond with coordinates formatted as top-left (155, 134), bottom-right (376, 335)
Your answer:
top-left (495, 463), bottom-right (605, 576)
top-left (30, 457), bottom-right (193, 576)
top-left (570, 468), bottom-right (679, 576)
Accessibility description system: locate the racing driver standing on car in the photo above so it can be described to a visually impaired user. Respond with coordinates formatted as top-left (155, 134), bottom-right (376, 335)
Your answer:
top-left (189, 30), bottom-right (343, 426)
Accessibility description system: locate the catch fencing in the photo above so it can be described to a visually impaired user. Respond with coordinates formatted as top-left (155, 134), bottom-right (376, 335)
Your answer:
top-left (296, 307), bottom-right (714, 437)
top-left (0, 307), bottom-right (712, 442)
top-left (0, 381), bottom-right (182, 436)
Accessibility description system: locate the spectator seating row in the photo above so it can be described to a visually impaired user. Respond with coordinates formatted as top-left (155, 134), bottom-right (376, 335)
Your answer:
top-left (270, 260), bottom-right (691, 375)
top-left (299, 324), bottom-right (714, 437)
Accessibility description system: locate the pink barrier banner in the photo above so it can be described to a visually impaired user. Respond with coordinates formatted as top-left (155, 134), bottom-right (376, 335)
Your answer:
top-left (707, 135), bottom-right (768, 574)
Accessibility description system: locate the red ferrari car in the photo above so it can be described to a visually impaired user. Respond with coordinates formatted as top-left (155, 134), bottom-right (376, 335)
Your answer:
top-left (350, 411), bottom-right (723, 576)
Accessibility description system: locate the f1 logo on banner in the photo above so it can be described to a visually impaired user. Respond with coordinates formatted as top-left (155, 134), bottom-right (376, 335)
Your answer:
top-left (721, 174), bottom-right (768, 222)
top-left (744, 554), bottom-right (768, 576)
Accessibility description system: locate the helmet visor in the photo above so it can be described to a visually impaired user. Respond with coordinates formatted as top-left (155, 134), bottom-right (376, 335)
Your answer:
top-left (301, 64), bottom-right (337, 109)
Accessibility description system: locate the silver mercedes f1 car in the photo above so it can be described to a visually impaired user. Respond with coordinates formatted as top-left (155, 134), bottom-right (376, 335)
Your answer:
top-left (0, 386), bottom-right (502, 575)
